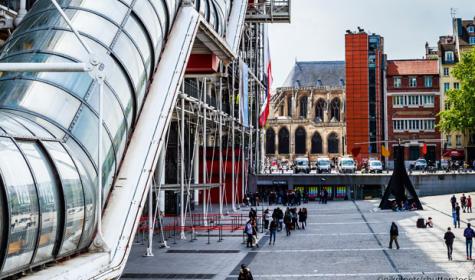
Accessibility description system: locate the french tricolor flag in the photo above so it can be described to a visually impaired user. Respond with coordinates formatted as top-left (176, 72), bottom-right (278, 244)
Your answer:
top-left (259, 25), bottom-right (272, 127)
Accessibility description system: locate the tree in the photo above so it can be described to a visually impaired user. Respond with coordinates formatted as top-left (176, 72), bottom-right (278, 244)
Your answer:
top-left (438, 47), bottom-right (475, 135)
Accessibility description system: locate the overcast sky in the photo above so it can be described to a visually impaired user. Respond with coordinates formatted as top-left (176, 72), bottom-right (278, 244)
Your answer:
top-left (268, 0), bottom-right (475, 88)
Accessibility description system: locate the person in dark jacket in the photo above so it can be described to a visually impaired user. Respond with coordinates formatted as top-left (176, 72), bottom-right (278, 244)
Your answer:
top-left (298, 208), bottom-right (306, 230)
top-left (455, 203), bottom-right (461, 228)
top-left (444, 227), bottom-right (455, 260)
top-left (269, 219), bottom-right (277, 245)
top-left (464, 223), bottom-right (475, 260)
top-left (450, 195), bottom-right (457, 209)
top-left (238, 264), bottom-right (254, 280)
top-left (389, 222), bottom-right (400, 249)
top-left (284, 209), bottom-right (292, 236)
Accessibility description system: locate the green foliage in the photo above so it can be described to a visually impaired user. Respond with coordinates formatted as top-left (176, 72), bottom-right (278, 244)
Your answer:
top-left (438, 47), bottom-right (475, 134)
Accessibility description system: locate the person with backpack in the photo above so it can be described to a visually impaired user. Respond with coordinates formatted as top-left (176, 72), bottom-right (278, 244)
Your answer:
top-left (238, 264), bottom-right (254, 280)
top-left (444, 227), bottom-right (455, 260)
top-left (464, 223), bottom-right (475, 260)
top-left (389, 222), bottom-right (400, 249)
top-left (269, 219), bottom-right (277, 245)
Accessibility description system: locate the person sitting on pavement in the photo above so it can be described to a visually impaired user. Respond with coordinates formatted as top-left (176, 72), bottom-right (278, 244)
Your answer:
top-left (238, 264), bottom-right (254, 280)
top-left (425, 217), bottom-right (433, 228)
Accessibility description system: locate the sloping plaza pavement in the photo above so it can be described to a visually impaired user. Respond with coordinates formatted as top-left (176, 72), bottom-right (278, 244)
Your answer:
top-left (122, 192), bottom-right (475, 279)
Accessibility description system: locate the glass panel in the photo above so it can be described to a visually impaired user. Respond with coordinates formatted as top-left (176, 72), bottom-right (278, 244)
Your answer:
top-left (112, 32), bottom-right (147, 106)
top-left (18, 142), bottom-right (61, 264)
top-left (0, 138), bottom-right (39, 273)
top-left (62, 141), bottom-right (96, 249)
top-left (1, 29), bottom-right (51, 56)
top-left (61, 9), bottom-right (118, 47)
top-left (4, 110), bottom-right (66, 139)
top-left (149, 0), bottom-right (167, 36)
top-left (42, 141), bottom-right (84, 255)
top-left (0, 79), bottom-right (81, 129)
top-left (133, 0), bottom-right (161, 51)
top-left (0, 53), bottom-right (93, 99)
top-left (60, 0), bottom-right (128, 25)
top-left (14, 9), bottom-right (61, 35)
top-left (87, 83), bottom-right (128, 161)
top-left (124, 16), bottom-right (153, 76)
top-left (0, 113), bottom-right (34, 137)
top-left (70, 107), bottom-right (116, 197)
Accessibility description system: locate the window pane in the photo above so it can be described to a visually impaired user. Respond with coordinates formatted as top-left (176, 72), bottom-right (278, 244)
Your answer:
top-left (0, 113), bottom-right (34, 137)
top-left (42, 141), bottom-right (84, 255)
top-left (4, 110), bottom-right (66, 139)
top-left (0, 138), bottom-right (39, 273)
top-left (112, 32), bottom-right (147, 106)
top-left (0, 79), bottom-right (81, 129)
top-left (124, 16), bottom-right (153, 75)
top-left (67, 0), bottom-right (128, 25)
top-left (133, 0), bottom-right (161, 51)
top-left (18, 142), bottom-right (61, 263)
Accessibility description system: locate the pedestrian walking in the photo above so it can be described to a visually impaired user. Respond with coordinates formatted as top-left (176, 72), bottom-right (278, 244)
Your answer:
top-left (461, 194), bottom-right (467, 213)
top-left (298, 208), bottom-right (306, 230)
top-left (464, 223), bottom-right (475, 260)
top-left (263, 209), bottom-right (270, 230)
top-left (284, 209), bottom-right (292, 236)
top-left (455, 203), bottom-right (461, 228)
top-left (389, 222), bottom-right (400, 249)
top-left (444, 227), bottom-right (455, 260)
top-left (245, 220), bottom-right (253, 248)
top-left (269, 219), bottom-right (277, 245)
top-left (451, 195), bottom-right (457, 209)
top-left (238, 264), bottom-right (254, 280)
top-left (468, 195), bottom-right (472, 213)
top-left (323, 189), bottom-right (329, 204)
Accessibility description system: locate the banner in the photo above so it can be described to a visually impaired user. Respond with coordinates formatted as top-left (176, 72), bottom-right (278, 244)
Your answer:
top-left (259, 24), bottom-right (272, 127)
top-left (382, 145), bottom-right (390, 157)
top-left (240, 60), bottom-right (249, 127)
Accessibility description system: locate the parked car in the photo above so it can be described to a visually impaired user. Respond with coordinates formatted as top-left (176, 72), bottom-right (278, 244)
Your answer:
top-left (367, 159), bottom-right (383, 173)
top-left (338, 157), bottom-right (356, 174)
top-left (294, 157), bottom-right (310, 174)
top-left (316, 157), bottom-right (332, 173)
top-left (410, 158), bottom-right (427, 171)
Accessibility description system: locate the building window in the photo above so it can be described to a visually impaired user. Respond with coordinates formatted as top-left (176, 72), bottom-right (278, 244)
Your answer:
top-left (423, 95), bottom-right (434, 107)
top-left (299, 96), bottom-right (308, 118)
top-left (287, 96), bottom-right (292, 117)
top-left (446, 135), bottom-right (452, 147)
top-left (392, 119), bottom-right (435, 132)
top-left (470, 37), bottom-right (475, 45)
top-left (469, 26), bottom-right (475, 33)
top-left (330, 98), bottom-right (340, 122)
top-left (265, 128), bottom-right (275, 154)
top-left (443, 67), bottom-right (450, 77)
top-left (456, 135), bottom-right (462, 147)
top-left (315, 99), bottom-right (326, 122)
top-left (393, 77), bottom-right (401, 88)
top-left (393, 96), bottom-right (404, 107)
top-left (454, 82), bottom-right (460, 90)
top-left (339, 79), bottom-right (345, 87)
top-left (279, 105), bottom-right (284, 116)
top-left (327, 133), bottom-right (339, 154)
top-left (409, 76), bottom-right (417, 88)
top-left (311, 132), bottom-right (323, 154)
top-left (295, 127), bottom-right (306, 154)
top-left (316, 80), bottom-right (323, 87)
top-left (424, 76), bottom-right (433, 88)
top-left (278, 127), bottom-right (290, 154)
top-left (444, 82), bottom-right (450, 93)
top-left (445, 51), bottom-right (454, 63)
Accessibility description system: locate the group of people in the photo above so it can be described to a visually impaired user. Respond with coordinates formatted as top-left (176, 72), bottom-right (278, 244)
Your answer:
top-left (444, 223), bottom-right (474, 261)
top-left (451, 194), bottom-right (472, 228)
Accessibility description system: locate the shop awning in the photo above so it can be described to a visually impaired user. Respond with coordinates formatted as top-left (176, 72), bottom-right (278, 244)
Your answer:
top-left (443, 149), bottom-right (465, 158)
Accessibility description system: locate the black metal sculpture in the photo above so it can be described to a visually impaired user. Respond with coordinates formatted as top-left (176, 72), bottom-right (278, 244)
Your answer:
top-left (379, 145), bottom-right (423, 210)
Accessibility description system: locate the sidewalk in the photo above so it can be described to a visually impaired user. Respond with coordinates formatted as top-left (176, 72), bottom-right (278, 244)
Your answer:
top-left (122, 192), bottom-right (475, 280)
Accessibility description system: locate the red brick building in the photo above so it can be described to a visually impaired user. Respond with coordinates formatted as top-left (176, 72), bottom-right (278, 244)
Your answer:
top-left (345, 31), bottom-right (386, 162)
top-left (386, 59), bottom-right (441, 164)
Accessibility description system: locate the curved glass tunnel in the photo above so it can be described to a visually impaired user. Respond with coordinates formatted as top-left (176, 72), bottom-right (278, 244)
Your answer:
top-left (0, 0), bottom-right (231, 277)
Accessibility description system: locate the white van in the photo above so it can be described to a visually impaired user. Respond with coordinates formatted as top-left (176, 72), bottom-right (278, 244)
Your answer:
top-left (338, 157), bottom-right (356, 174)
top-left (316, 157), bottom-right (332, 173)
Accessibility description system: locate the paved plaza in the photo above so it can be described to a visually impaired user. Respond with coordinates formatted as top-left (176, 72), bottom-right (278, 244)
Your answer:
top-left (123, 193), bottom-right (475, 279)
